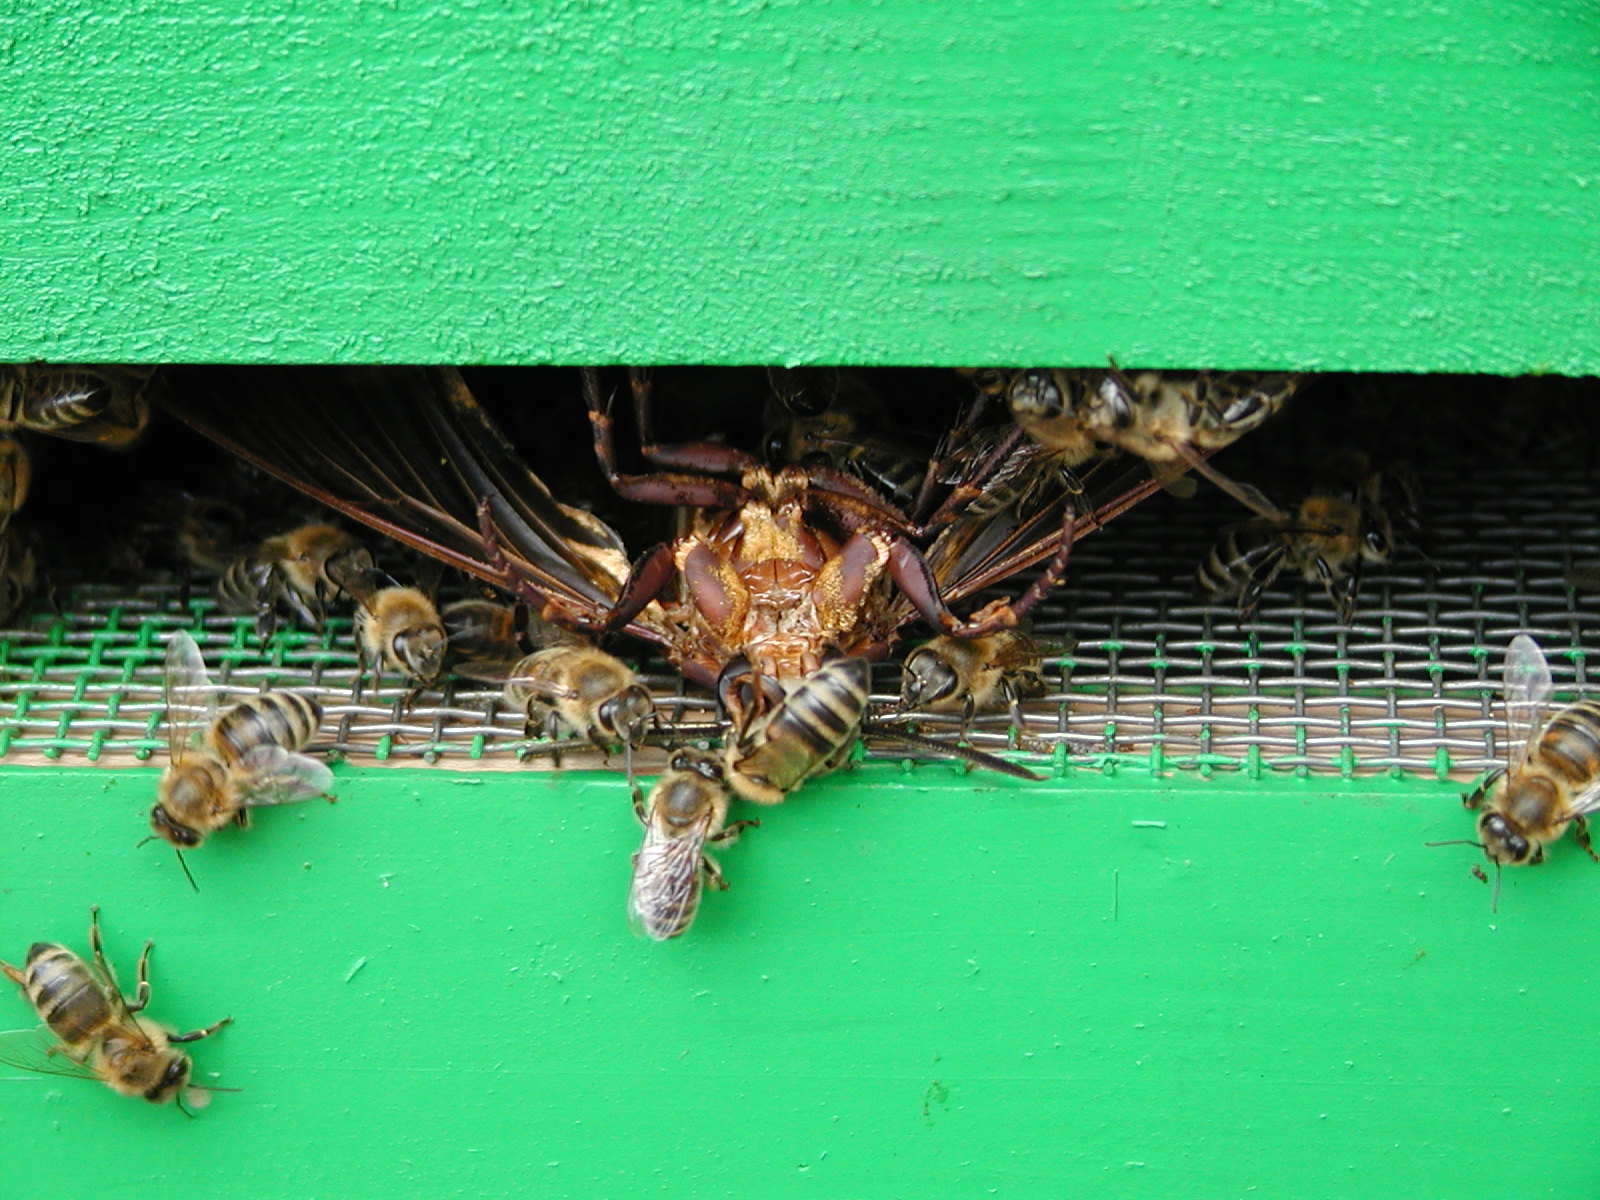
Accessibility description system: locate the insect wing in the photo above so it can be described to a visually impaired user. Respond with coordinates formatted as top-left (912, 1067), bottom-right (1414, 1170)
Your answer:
top-left (234, 744), bottom-right (335, 806)
top-left (0, 1027), bottom-right (100, 1083)
top-left (163, 630), bottom-right (219, 764)
top-left (627, 813), bottom-right (715, 941)
top-left (159, 367), bottom-right (670, 645)
top-left (1563, 776), bottom-right (1600, 824)
top-left (1503, 634), bottom-right (1554, 773)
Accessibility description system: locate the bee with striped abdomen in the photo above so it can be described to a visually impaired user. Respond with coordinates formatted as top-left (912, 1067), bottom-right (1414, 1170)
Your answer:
top-left (0, 364), bottom-right (156, 446)
top-left (1007, 362), bottom-right (1300, 517)
top-left (0, 907), bottom-right (231, 1110)
top-left (216, 522), bottom-right (374, 638)
top-left (1465, 634), bottom-right (1600, 868)
top-left (1196, 450), bottom-right (1416, 622)
top-left (724, 656), bottom-right (872, 805)
top-left (150, 629), bottom-right (334, 854)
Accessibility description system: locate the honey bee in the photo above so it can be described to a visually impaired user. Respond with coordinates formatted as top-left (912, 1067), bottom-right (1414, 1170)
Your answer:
top-left (628, 747), bottom-right (760, 940)
top-left (216, 522), bottom-right (373, 637)
top-left (150, 629), bottom-right (334, 854)
top-left (900, 629), bottom-right (1049, 728)
top-left (496, 642), bottom-right (655, 763)
top-left (1006, 362), bottom-right (1301, 515)
top-left (1457, 634), bottom-right (1600, 906)
top-left (0, 907), bottom-right (231, 1110)
top-left (352, 584), bottom-right (447, 698)
top-left (0, 364), bottom-right (155, 446)
top-left (725, 656), bottom-right (872, 804)
top-left (1196, 450), bottom-right (1415, 622)
top-left (0, 432), bottom-right (29, 531)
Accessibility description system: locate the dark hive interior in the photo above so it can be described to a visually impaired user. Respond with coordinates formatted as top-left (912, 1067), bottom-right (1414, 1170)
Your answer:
top-left (3, 366), bottom-right (1597, 778)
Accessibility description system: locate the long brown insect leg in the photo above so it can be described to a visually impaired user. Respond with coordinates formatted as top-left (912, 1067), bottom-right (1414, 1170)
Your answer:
top-left (583, 367), bottom-right (748, 507)
top-left (1005, 500), bottom-right (1077, 625)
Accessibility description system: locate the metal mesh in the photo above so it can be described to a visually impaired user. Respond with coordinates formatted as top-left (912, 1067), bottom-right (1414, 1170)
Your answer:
top-left (2, 446), bottom-right (1595, 781)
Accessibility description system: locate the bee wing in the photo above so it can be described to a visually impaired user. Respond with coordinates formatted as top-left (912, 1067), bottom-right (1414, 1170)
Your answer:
top-left (1503, 634), bottom-right (1554, 773)
top-left (627, 814), bottom-right (715, 941)
top-left (163, 629), bottom-right (218, 764)
top-left (233, 745), bottom-right (335, 806)
top-left (1563, 777), bottom-right (1600, 822)
top-left (0, 1027), bottom-right (100, 1083)
top-left (449, 657), bottom-right (525, 688)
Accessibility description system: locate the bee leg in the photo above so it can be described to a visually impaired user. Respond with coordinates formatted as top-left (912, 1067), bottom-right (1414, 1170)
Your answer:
top-left (546, 714), bottom-right (564, 770)
top-left (700, 854), bottom-right (731, 892)
top-left (232, 809), bottom-right (253, 829)
top-left (1575, 817), bottom-right (1599, 863)
top-left (168, 1015), bottom-right (233, 1044)
top-left (631, 779), bottom-right (648, 826)
top-left (710, 818), bottom-right (760, 844)
top-left (87, 906), bottom-right (129, 1008)
top-left (126, 940), bottom-right (156, 1014)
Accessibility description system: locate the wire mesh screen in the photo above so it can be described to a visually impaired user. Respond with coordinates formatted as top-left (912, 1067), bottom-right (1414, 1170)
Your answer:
top-left (0, 369), bottom-right (1595, 780)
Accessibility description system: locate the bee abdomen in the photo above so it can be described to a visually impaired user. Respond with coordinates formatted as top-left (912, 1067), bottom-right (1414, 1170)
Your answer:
top-left (216, 557), bottom-right (273, 613)
top-left (212, 692), bottom-right (323, 763)
top-left (770, 659), bottom-right (870, 755)
top-left (23, 944), bottom-right (109, 1045)
top-left (1537, 699), bottom-right (1600, 783)
top-left (1197, 521), bottom-right (1281, 596)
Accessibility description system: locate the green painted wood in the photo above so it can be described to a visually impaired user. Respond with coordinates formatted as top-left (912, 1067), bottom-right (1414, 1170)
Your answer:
top-left (2, 763), bottom-right (1594, 1197)
top-left (3, 2), bottom-right (1597, 372)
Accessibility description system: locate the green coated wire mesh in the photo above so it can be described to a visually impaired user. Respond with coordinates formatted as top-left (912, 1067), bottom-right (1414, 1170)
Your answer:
top-left (2, 446), bottom-right (1593, 781)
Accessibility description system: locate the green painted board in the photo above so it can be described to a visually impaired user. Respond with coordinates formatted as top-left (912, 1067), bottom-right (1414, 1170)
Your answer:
top-left (3, 2), bottom-right (1598, 372)
top-left (3, 762), bottom-right (1595, 1197)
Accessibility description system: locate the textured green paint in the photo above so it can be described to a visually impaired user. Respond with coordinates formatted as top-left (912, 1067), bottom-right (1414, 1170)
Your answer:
top-left (3, 763), bottom-right (1596, 1197)
top-left (3, 2), bottom-right (1598, 372)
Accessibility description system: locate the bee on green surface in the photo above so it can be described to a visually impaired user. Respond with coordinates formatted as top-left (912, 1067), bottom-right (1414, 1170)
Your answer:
top-left (0, 906), bottom-right (231, 1111)
top-left (628, 747), bottom-right (759, 941)
top-left (150, 630), bottom-right (334, 859)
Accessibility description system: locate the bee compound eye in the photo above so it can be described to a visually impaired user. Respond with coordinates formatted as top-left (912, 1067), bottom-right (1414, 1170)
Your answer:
top-left (146, 1055), bottom-right (191, 1102)
top-left (1007, 370), bottom-right (1064, 419)
top-left (150, 804), bottom-right (201, 848)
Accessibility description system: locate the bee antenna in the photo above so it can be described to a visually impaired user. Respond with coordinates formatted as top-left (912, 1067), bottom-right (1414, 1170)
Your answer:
top-left (175, 850), bottom-right (200, 894)
top-left (1492, 863), bottom-right (1503, 914)
top-left (1423, 839), bottom-right (1486, 850)
top-left (135, 835), bottom-right (157, 849)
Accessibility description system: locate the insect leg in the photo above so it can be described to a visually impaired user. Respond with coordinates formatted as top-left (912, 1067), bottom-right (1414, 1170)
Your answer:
top-left (1574, 817), bottom-right (1599, 863)
top-left (168, 1015), bottom-right (233, 1044)
top-left (582, 368), bottom-right (748, 507)
top-left (700, 854), bottom-right (731, 892)
top-left (127, 940), bottom-right (155, 1014)
top-left (709, 818), bottom-right (760, 844)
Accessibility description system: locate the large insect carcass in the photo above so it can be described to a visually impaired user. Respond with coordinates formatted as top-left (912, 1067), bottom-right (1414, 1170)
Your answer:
top-left (158, 366), bottom-right (1184, 792)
